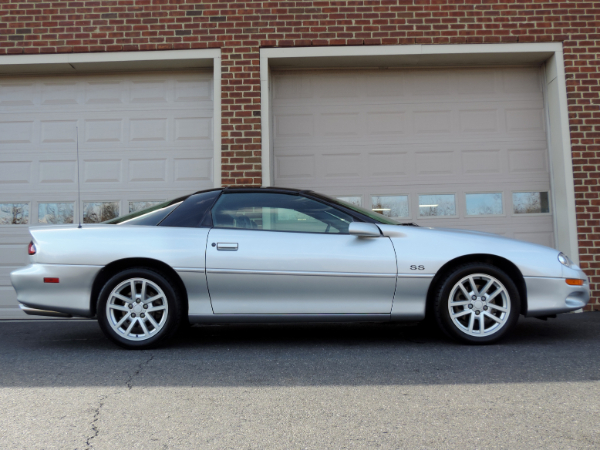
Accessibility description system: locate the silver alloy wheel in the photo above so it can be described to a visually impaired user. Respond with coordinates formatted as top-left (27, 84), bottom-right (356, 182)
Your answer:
top-left (447, 273), bottom-right (511, 337)
top-left (106, 277), bottom-right (169, 341)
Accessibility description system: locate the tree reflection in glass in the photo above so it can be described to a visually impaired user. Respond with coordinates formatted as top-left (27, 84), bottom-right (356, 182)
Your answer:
top-left (466, 193), bottom-right (503, 216)
top-left (0, 203), bottom-right (29, 225)
top-left (512, 192), bottom-right (550, 214)
top-left (419, 194), bottom-right (456, 217)
top-left (38, 203), bottom-right (74, 224)
top-left (371, 195), bottom-right (409, 218)
top-left (83, 202), bottom-right (120, 223)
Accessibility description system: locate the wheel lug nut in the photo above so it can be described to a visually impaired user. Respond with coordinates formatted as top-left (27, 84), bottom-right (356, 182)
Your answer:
top-left (483, 306), bottom-right (488, 311)
top-left (131, 313), bottom-right (136, 318)
top-left (481, 297), bottom-right (486, 301)
top-left (136, 298), bottom-right (140, 303)
top-left (143, 304), bottom-right (148, 309)
top-left (475, 310), bottom-right (480, 315)
top-left (471, 296), bottom-right (477, 300)
top-left (141, 313), bottom-right (145, 318)
top-left (468, 304), bottom-right (473, 309)
top-left (128, 304), bottom-right (133, 309)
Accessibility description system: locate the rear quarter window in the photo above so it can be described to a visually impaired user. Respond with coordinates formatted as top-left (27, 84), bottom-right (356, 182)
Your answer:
top-left (158, 190), bottom-right (221, 228)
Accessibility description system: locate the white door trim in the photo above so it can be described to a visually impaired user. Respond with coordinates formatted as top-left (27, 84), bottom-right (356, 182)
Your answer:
top-left (260, 43), bottom-right (578, 262)
top-left (0, 49), bottom-right (223, 188)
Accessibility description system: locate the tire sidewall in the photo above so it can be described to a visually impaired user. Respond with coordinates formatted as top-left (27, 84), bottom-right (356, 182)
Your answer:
top-left (435, 263), bottom-right (520, 344)
top-left (97, 267), bottom-right (182, 349)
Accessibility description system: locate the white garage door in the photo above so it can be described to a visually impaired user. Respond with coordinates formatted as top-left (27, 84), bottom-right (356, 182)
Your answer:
top-left (0, 70), bottom-right (214, 319)
top-left (272, 67), bottom-right (554, 245)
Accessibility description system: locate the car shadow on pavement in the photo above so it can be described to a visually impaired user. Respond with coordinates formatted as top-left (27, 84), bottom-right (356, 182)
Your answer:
top-left (0, 313), bottom-right (598, 388)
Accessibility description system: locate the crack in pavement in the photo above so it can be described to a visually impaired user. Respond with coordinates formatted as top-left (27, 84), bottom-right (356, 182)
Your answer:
top-left (82, 354), bottom-right (155, 449)
top-left (84, 394), bottom-right (106, 450)
top-left (126, 354), bottom-right (155, 390)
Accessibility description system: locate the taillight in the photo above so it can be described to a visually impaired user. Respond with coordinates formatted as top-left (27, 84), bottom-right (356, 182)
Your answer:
top-left (28, 241), bottom-right (36, 255)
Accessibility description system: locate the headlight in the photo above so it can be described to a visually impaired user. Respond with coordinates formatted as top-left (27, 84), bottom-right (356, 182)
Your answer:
top-left (558, 252), bottom-right (572, 267)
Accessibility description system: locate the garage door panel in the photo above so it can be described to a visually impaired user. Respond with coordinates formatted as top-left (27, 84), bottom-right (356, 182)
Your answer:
top-left (0, 71), bottom-right (212, 109)
top-left (272, 68), bottom-right (543, 107)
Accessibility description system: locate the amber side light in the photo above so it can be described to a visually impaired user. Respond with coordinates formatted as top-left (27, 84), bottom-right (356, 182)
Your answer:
top-left (565, 279), bottom-right (584, 286)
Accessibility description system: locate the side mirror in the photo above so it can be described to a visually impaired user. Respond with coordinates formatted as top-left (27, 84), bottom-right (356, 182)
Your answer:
top-left (348, 222), bottom-right (381, 237)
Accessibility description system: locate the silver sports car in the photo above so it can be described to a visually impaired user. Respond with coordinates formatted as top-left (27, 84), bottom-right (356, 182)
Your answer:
top-left (10, 187), bottom-right (590, 349)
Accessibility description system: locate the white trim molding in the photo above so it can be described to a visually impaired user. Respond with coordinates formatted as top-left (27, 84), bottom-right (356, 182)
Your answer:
top-left (260, 43), bottom-right (578, 261)
top-left (0, 49), bottom-right (223, 188)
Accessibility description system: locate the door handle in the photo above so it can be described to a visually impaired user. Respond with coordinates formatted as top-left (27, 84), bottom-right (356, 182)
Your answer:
top-left (216, 242), bottom-right (238, 251)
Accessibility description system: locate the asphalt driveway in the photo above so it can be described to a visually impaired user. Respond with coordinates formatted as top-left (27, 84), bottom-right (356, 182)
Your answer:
top-left (0, 313), bottom-right (599, 449)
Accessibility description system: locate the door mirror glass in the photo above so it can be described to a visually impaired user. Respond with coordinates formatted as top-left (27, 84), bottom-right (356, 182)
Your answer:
top-left (348, 222), bottom-right (381, 237)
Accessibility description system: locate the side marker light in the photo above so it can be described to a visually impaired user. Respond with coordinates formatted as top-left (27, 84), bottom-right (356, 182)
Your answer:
top-left (44, 278), bottom-right (60, 284)
top-left (565, 279), bottom-right (584, 286)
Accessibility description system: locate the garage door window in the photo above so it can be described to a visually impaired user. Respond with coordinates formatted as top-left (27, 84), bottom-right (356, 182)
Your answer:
top-left (371, 195), bottom-right (409, 218)
top-left (512, 192), bottom-right (550, 214)
top-left (0, 203), bottom-right (29, 225)
top-left (466, 193), bottom-right (503, 216)
top-left (83, 201), bottom-right (119, 223)
top-left (418, 194), bottom-right (456, 217)
top-left (336, 196), bottom-right (362, 207)
top-left (129, 201), bottom-right (164, 214)
top-left (38, 202), bottom-right (74, 224)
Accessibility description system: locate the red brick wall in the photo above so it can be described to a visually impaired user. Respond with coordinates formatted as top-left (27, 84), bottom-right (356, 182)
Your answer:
top-left (1, 1), bottom-right (599, 310)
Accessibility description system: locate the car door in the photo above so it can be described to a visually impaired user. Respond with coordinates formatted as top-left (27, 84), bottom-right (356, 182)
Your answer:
top-left (205, 191), bottom-right (398, 314)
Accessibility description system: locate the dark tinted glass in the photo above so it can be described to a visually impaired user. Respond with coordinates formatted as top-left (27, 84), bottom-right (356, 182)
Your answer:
top-left (159, 190), bottom-right (221, 228)
top-left (104, 196), bottom-right (188, 225)
top-left (314, 194), bottom-right (402, 225)
top-left (212, 192), bottom-right (354, 234)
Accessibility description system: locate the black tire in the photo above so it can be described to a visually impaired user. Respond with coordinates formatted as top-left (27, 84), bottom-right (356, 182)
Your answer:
top-left (97, 267), bottom-right (184, 350)
top-left (433, 262), bottom-right (520, 345)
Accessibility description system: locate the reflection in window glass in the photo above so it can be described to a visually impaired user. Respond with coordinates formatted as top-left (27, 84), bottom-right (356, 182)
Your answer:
top-left (38, 202), bottom-right (74, 224)
top-left (0, 203), bottom-right (29, 225)
top-left (371, 195), bottom-right (409, 218)
top-left (212, 193), bottom-right (354, 234)
top-left (466, 193), bottom-right (503, 216)
top-left (513, 192), bottom-right (550, 214)
top-left (336, 196), bottom-right (362, 207)
top-left (129, 201), bottom-right (163, 214)
top-left (83, 202), bottom-right (119, 223)
top-left (419, 194), bottom-right (456, 217)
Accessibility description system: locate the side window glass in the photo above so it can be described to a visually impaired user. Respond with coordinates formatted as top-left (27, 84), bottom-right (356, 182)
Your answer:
top-left (212, 193), bottom-right (354, 234)
top-left (159, 190), bottom-right (221, 228)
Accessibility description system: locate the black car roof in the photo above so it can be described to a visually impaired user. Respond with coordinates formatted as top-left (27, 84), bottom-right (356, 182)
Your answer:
top-left (222, 186), bottom-right (313, 195)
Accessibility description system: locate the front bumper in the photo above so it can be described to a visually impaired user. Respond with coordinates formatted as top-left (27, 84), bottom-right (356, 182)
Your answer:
top-left (525, 275), bottom-right (590, 317)
top-left (10, 264), bottom-right (102, 317)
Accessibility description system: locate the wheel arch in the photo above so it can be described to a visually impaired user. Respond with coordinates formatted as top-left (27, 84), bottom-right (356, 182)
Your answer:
top-left (425, 254), bottom-right (527, 318)
top-left (90, 257), bottom-right (189, 317)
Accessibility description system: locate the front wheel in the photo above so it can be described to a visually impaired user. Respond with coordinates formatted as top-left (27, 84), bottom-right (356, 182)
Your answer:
top-left (433, 263), bottom-right (520, 344)
top-left (97, 268), bottom-right (184, 350)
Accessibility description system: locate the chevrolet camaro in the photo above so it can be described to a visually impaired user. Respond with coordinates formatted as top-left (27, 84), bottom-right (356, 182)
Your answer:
top-left (10, 187), bottom-right (590, 349)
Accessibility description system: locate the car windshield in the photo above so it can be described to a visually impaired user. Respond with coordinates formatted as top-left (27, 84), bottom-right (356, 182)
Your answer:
top-left (104, 196), bottom-right (189, 225)
top-left (318, 195), bottom-right (403, 225)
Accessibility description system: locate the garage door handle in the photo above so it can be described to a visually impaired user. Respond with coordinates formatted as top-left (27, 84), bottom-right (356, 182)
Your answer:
top-left (216, 242), bottom-right (238, 251)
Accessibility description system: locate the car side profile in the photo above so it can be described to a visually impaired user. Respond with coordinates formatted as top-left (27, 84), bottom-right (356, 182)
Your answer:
top-left (10, 187), bottom-right (590, 349)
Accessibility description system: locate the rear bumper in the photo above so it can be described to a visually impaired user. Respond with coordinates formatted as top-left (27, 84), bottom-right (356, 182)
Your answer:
top-left (10, 264), bottom-right (102, 317)
top-left (525, 275), bottom-right (590, 317)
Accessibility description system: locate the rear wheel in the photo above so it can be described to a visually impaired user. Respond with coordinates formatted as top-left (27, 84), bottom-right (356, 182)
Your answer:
top-left (97, 268), bottom-right (184, 350)
top-left (433, 263), bottom-right (520, 344)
